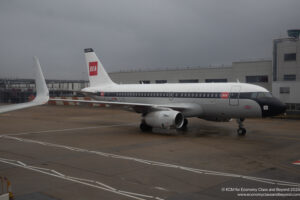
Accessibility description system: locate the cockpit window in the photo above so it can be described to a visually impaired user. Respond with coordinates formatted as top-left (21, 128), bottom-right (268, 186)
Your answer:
top-left (257, 92), bottom-right (272, 98)
top-left (240, 92), bottom-right (272, 99)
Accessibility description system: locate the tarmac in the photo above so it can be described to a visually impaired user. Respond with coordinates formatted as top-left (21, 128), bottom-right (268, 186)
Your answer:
top-left (0, 105), bottom-right (300, 200)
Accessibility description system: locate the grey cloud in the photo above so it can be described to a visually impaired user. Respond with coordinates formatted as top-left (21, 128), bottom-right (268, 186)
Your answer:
top-left (0, 0), bottom-right (300, 79)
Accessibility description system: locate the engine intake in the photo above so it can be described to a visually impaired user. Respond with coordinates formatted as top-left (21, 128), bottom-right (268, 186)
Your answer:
top-left (144, 110), bottom-right (184, 129)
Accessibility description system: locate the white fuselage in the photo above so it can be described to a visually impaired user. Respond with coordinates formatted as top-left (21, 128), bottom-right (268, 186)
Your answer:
top-left (82, 82), bottom-right (268, 119)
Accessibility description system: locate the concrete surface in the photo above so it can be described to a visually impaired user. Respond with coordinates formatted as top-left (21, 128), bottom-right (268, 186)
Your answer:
top-left (0, 105), bottom-right (300, 200)
top-left (0, 194), bottom-right (9, 200)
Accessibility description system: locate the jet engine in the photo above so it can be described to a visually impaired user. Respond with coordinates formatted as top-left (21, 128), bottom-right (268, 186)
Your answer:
top-left (143, 110), bottom-right (184, 129)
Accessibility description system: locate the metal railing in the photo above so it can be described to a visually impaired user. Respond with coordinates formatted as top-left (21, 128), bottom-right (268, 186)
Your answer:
top-left (0, 176), bottom-right (13, 200)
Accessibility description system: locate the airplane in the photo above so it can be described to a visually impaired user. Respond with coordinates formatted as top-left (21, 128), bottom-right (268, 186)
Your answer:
top-left (54, 48), bottom-right (286, 136)
top-left (0, 57), bottom-right (49, 114)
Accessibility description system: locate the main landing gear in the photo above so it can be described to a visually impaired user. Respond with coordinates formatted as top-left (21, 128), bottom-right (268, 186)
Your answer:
top-left (236, 118), bottom-right (246, 136)
top-left (140, 121), bottom-right (152, 132)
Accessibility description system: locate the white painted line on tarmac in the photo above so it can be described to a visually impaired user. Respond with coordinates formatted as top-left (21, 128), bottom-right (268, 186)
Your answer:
top-left (1, 123), bottom-right (137, 136)
top-left (0, 157), bottom-right (164, 200)
top-left (154, 187), bottom-right (169, 192)
top-left (1, 135), bottom-right (300, 188)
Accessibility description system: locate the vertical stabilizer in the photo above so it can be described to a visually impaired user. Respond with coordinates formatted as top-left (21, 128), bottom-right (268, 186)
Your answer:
top-left (84, 48), bottom-right (115, 87)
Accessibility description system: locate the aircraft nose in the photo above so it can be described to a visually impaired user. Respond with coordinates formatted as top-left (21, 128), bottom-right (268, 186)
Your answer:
top-left (271, 100), bottom-right (287, 116)
top-left (257, 97), bottom-right (286, 117)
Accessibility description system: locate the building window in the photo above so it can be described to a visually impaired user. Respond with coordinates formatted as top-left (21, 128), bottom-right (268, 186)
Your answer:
top-left (297, 104), bottom-right (300, 111)
top-left (280, 87), bottom-right (290, 94)
top-left (246, 75), bottom-right (268, 83)
top-left (286, 103), bottom-right (300, 111)
top-left (139, 80), bottom-right (150, 84)
top-left (283, 74), bottom-right (296, 81)
top-left (156, 80), bottom-right (167, 84)
top-left (179, 79), bottom-right (199, 83)
top-left (205, 79), bottom-right (227, 83)
top-left (284, 53), bottom-right (296, 61)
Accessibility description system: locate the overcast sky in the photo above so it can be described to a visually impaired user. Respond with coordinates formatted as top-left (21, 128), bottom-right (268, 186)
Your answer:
top-left (0, 0), bottom-right (299, 80)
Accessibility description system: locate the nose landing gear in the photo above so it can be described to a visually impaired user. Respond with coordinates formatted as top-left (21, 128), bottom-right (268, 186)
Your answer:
top-left (236, 118), bottom-right (246, 136)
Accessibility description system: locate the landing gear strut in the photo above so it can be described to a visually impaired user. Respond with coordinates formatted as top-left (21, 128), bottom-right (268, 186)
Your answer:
top-left (236, 118), bottom-right (246, 136)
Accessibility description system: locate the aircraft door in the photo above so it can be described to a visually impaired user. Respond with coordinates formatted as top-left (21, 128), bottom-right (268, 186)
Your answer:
top-left (169, 92), bottom-right (174, 101)
top-left (229, 86), bottom-right (241, 106)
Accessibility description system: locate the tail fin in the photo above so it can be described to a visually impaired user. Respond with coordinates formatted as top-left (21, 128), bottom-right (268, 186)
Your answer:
top-left (84, 48), bottom-right (115, 87)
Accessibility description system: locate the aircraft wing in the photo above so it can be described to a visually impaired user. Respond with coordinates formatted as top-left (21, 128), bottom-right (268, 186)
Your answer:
top-left (0, 57), bottom-right (49, 114)
top-left (49, 98), bottom-right (199, 114)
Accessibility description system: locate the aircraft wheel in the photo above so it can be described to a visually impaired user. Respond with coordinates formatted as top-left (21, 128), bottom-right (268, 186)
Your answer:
top-left (237, 128), bottom-right (246, 136)
top-left (140, 123), bottom-right (152, 132)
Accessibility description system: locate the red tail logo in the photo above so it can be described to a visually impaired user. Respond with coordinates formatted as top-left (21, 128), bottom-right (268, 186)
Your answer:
top-left (89, 62), bottom-right (98, 76)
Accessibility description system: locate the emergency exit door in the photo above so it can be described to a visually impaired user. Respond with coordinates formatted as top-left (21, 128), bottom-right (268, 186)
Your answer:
top-left (229, 86), bottom-right (240, 106)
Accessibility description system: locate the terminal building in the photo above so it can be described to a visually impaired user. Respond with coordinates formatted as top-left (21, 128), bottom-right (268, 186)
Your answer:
top-left (1, 30), bottom-right (299, 113)
top-left (0, 80), bottom-right (88, 103)
top-left (272, 30), bottom-right (300, 112)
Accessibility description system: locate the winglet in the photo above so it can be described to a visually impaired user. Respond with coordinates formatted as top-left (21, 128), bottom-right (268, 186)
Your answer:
top-left (0, 57), bottom-right (49, 114)
top-left (32, 56), bottom-right (49, 104)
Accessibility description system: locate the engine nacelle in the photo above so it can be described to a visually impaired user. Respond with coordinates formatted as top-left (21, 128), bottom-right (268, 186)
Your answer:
top-left (144, 110), bottom-right (184, 129)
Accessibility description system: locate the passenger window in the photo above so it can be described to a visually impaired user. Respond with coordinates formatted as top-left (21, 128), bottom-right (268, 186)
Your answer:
top-left (230, 93), bottom-right (238, 98)
top-left (251, 92), bottom-right (258, 99)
